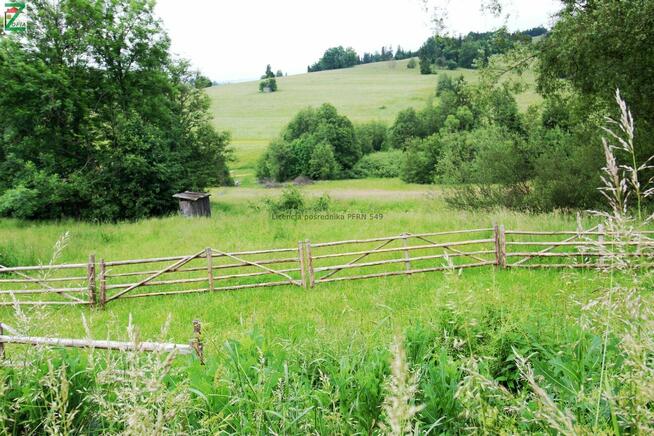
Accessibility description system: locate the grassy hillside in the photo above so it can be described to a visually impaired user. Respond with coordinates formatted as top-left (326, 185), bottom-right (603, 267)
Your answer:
top-left (207, 59), bottom-right (541, 172)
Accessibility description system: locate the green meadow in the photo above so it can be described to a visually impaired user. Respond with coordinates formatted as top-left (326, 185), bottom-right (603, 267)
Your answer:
top-left (0, 59), bottom-right (645, 434)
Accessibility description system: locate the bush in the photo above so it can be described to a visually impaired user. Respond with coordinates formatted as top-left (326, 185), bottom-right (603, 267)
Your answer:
top-left (388, 108), bottom-right (425, 149)
top-left (407, 58), bottom-right (417, 69)
top-left (259, 78), bottom-right (278, 92)
top-left (308, 142), bottom-right (339, 180)
top-left (355, 121), bottom-right (388, 154)
top-left (260, 186), bottom-right (332, 214)
top-left (353, 150), bottom-right (403, 178)
top-left (257, 104), bottom-right (359, 182)
top-left (400, 135), bottom-right (441, 184)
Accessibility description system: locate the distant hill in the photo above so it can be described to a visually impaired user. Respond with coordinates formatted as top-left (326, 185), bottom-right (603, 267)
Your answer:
top-left (207, 59), bottom-right (539, 169)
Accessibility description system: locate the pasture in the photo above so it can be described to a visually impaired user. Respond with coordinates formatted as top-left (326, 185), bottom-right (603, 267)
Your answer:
top-left (0, 180), bottom-right (603, 347)
top-left (0, 60), bottom-right (648, 434)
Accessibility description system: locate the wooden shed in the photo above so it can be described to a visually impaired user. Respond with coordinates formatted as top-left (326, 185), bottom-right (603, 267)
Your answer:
top-left (173, 192), bottom-right (211, 217)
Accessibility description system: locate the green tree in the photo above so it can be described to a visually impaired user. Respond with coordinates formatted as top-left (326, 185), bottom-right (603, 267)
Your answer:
top-left (308, 142), bottom-right (339, 180)
top-left (193, 72), bottom-right (213, 88)
top-left (0, 0), bottom-right (232, 220)
top-left (257, 104), bottom-right (359, 181)
top-left (263, 64), bottom-right (275, 79)
top-left (308, 46), bottom-right (359, 72)
top-left (388, 108), bottom-right (424, 149)
top-left (355, 121), bottom-right (388, 154)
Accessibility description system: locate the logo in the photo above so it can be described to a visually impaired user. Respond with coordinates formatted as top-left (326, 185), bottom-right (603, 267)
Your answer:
top-left (3, 2), bottom-right (26, 33)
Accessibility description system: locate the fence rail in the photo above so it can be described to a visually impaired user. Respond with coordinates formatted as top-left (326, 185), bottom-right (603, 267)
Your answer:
top-left (1, 225), bottom-right (652, 307)
top-left (0, 321), bottom-right (205, 364)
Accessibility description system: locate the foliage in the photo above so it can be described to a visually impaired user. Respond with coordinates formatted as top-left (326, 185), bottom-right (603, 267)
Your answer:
top-left (192, 72), bottom-right (213, 89)
top-left (308, 46), bottom-right (359, 72)
top-left (309, 45), bottom-right (415, 73)
top-left (259, 185), bottom-right (332, 215)
top-left (261, 64), bottom-right (275, 79)
top-left (0, 0), bottom-right (232, 221)
top-left (355, 121), bottom-right (388, 154)
top-left (353, 150), bottom-right (403, 179)
top-left (256, 104), bottom-right (360, 182)
top-left (259, 77), bottom-right (278, 92)
top-left (388, 108), bottom-right (426, 149)
top-left (417, 28), bottom-right (532, 74)
top-left (400, 135), bottom-right (441, 184)
top-left (406, 58), bottom-right (417, 69)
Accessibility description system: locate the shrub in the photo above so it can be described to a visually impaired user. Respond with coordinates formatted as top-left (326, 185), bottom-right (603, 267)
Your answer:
top-left (257, 104), bottom-right (359, 182)
top-left (355, 121), bottom-right (388, 154)
top-left (407, 58), bottom-right (417, 69)
top-left (259, 77), bottom-right (278, 92)
top-left (388, 108), bottom-right (425, 149)
top-left (260, 186), bottom-right (332, 214)
top-left (353, 150), bottom-right (403, 178)
top-left (400, 135), bottom-right (441, 184)
top-left (308, 142), bottom-right (339, 180)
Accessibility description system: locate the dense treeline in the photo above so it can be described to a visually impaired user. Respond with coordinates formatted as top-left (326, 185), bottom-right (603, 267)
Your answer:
top-left (308, 27), bottom-right (544, 74)
top-left (308, 45), bottom-right (415, 73)
top-left (0, 0), bottom-right (232, 221)
top-left (417, 28), bottom-right (538, 73)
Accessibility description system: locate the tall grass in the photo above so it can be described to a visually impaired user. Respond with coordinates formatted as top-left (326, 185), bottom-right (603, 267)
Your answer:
top-left (0, 90), bottom-right (652, 434)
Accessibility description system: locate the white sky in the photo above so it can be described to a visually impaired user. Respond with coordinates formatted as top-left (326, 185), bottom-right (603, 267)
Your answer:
top-left (154, 0), bottom-right (562, 82)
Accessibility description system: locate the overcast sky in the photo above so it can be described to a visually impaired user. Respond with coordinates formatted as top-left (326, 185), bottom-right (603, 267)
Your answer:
top-left (154, 0), bottom-right (562, 83)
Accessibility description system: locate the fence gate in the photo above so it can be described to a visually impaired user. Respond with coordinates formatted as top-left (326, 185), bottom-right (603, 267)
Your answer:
top-left (0, 256), bottom-right (96, 307)
top-left (99, 246), bottom-right (305, 305)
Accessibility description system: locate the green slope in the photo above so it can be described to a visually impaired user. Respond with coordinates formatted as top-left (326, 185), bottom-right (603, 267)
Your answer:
top-left (207, 59), bottom-right (540, 171)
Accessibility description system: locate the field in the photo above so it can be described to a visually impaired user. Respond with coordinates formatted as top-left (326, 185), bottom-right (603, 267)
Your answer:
top-left (1, 62), bottom-right (649, 434)
top-left (2, 181), bottom-right (639, 432)
top-left (0, 181), bottom-right (599, 347)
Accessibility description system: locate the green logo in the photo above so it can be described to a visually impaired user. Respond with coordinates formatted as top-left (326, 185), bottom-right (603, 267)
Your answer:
top-left (3, 2), bottom-right (26, 33)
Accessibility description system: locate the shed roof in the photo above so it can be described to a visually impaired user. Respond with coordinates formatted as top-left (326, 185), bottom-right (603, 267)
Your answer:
top-left (173, 191), bottom-right (211, 201)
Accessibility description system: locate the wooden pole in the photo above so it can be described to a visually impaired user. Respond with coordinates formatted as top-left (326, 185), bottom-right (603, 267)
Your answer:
top-left (206, 248), bottom-right (214, 292)
top-left (0, 323), bottom-right (4, 360)
top-left (493, 223), bottom-right (501, 267)
top-left (99, 259), bottom-right (107, 309)
top-left (87, 254), bottom-right (96, 307)
top-left (402, 233), bottom-right (412, 273)
top-left (192, 320), bottom-right (205, 365)
top-left (305, 240), bottom-right (315, 288)
top-left (499, 225), bottom-right (507, 268)
top-left (298, 241), bottom-right (307, 288)
top-left (0, 335), bottom-right (193, 354)
top-left (598, 224), bottom-right (606, 267)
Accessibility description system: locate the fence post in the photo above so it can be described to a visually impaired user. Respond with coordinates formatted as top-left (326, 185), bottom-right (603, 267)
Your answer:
top-left (305, 240), bottom-right (315, 288)
top-left (402, 233), bottom-right (412, 274)
top-left (205, 248), bottom-right (214, 292)
top-left (499, 224), bottom-right (507, 268)
top-left (493, 224), bottom-right (501, 267)
top-left (87, 254), bottom-right (96, 307)
top-left (192, 320), bottom-right (205, 365)
top-left (99, 259), bottom-right (107, 309)
top-left (298, 241), bottom-right (307, 288)
top-left (0, 323), bottom-right (4, 360)
top-left (597, 224), bottom-right (606, 267)
top-left (494, 224), bottom-right (507, 269)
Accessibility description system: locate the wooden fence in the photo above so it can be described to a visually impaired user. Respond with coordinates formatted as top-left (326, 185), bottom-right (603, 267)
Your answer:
top-left (0, 320), bottom-right (205, 364)
top-left (1, 225), bottom-right (652, 307)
